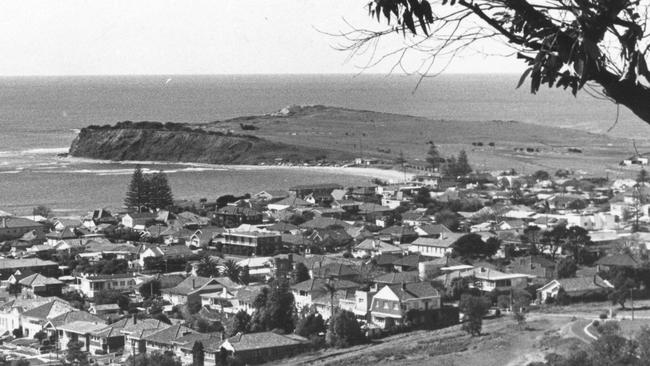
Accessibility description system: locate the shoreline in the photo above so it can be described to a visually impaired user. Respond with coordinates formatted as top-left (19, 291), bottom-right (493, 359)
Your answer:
top-left (62, 156), bottom-right (415, 183)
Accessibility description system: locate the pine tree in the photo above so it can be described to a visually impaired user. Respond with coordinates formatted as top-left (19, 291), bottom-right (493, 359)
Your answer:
top-left (456, 150), bottom-right (472, 175)
top-left (148, 171), bottom-right (174, 210)
top-left (125, 165), bottom-right (150, 212)
top-left (426, 143), bottom-right (442, 170)
top-left (443, 155), bottom-right (457, 177)
top-left (193, 341), bottom-right (205, 366)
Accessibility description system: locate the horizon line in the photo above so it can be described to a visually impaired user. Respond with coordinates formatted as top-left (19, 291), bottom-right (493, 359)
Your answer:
top-left (0, 71), bottom-right (524, 78)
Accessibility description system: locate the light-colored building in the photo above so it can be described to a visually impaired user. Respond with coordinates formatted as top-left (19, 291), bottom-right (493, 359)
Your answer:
top-left (370, 283), bottom-right (441, 328)
top-left (77, 273), bottom-right (139, 298)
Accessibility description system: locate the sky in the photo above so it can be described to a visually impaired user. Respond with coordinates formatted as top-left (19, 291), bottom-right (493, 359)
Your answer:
top-left (0, 0), bottom-right (524, 76)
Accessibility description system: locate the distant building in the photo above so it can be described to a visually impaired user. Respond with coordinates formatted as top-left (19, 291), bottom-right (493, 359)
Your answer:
top-left (220, 231), bottom-right (282, 256)
top-left (0, 216), bottom-right (46, 241)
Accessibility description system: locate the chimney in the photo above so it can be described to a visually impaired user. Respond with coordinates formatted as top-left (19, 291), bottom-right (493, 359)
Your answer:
top-left (192, 278), bottom-right (196, 289)
top-left (133, 313), bottom-right (137, 325)
top-left (401, 282), bottom-right (406, 290)
top-left (1, 217), bottom-right (6, 229)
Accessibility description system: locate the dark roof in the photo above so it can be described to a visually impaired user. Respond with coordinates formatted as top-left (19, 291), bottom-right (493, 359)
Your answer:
top-left (385, 282), bottom-right (440, 300)
top-left (49, 311), bottom-right (105, 327)
top-left (595, 253), bottom-right (640, 268)
top-left (300, 217), bottom-right (351, 230)
top-left (161, 276), bottom-right (218, 296)
top-left (555, 276), bottom-right (613, 293)
top-left (225, 332), bottom-right (308, 351)
top-left (392, 254), bottom-right (424, 268)
top-left (21, 300), bottom-right (75, 320)
top-left (291, 278), bottom-right (360, 293)
top-left (417, 223), bottom-right (453, 235)
top-left (142, 324), bottom-right (195, 344)
top-left (289, 183), bottom-right (343, 191)
top-left (373, 271), bottom-right (420, 284)
top-left (311, 262), bottom-right (359, 278)
top-left (268, 222), bottom-right (300, 232)
top-left (0, 217), bottom-right (44, 229)
top-left (379, 225), bottom-right (417, 237)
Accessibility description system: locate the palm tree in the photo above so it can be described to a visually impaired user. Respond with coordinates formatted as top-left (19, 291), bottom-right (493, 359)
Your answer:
top-left (221, 259), bottom-right (241, 283)
top-left (196, 256), bottom-right (220, 277)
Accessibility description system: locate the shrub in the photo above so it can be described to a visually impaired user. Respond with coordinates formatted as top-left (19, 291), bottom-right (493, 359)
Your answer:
top-left (599, 313), bottom-right (608, 320)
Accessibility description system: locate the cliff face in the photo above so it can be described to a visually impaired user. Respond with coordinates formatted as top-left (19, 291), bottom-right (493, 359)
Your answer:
top-left (69, 127), bottom-right (347, 164)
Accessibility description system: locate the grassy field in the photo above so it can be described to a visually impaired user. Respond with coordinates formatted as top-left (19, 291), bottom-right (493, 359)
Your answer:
top-left (270, 316), bottom-right (585, 366)
top-left (202, 105), bottom-right (650, 178)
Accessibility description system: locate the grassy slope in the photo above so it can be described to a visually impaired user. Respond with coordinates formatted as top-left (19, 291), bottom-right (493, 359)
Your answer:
top-left (203, 105), bottom-right (649, 176)
top-left (270, 316), bottom-right (583, 366)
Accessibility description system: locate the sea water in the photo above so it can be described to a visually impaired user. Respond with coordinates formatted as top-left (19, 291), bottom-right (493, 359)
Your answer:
top-left (1, 74), bottom-right (648, 215)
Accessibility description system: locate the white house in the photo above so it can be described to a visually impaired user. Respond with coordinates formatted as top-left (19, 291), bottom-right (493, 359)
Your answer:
top-left (408, 233), bottom-right (463, 258)
top-left (370, 283), bottom-right (441, 328)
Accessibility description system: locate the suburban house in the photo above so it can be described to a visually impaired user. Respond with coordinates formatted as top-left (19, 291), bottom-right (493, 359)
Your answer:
top-left (212, 206), bottom-right (263, 227)
top-left (0, 216), bottom-right (46, 241)
top-left (508, 256), bottom-right (557, 283)
top-left (77, 273), bottom-right (139, 298)
top-left (0, 297), bottom-right (52, 336)
top-left (220, 332), bottom-right (309, 365)
top-left (267, 196), bottom-right (314, 211)
top-left (338, 290), bottom-right (376, 319)
top-left (470, 267), bottom-right (530, 292)
top-left (370, 283), bottom-right (441, 328)
top-left (121, 318), bottom-right (171, 356)
top-left (161, 276), bottom-right (223, 308)
top-left (291, 278), bottom-right (360, 310)
top-left (408, 233), bottom-right (464, 258)
top-left (536, 275), bottom-right (614, 303)
top-left (137, 244), bottom-right (194, 269)
top-left (121, 212), bottom-right (158, 230)
top-left (253, 190), bottom-right (290, 203)
top-left (142, 323), bottom-right (196, 354)
top-left (288, 183), bottom-right (343, 204)
top-left (56, 321), bottom-right (113, 354)
top-left (352, 238), bottom-right (402, 259)
top-left (16, 273), bottom-right (64, 297)
top-left (20, 299), bottom-right (76, 338)
top-left (0, 258), bottom-right (59, 280)
top-left (219, 230), bottom-right (282, 256)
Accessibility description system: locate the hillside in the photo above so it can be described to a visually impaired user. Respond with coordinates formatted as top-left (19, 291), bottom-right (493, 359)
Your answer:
top-left (70, 105), bottom-right (647, 175)
top-left (68, 121), bottom-right (354, 164)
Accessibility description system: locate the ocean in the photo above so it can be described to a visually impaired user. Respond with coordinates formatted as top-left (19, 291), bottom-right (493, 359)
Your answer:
top-left (1, 74), bottom-right (649, 216)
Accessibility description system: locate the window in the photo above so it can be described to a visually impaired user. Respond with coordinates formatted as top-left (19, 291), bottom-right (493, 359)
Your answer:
top-left (383, 301), bottom-right (389, 309)
top-left (393, 303), bottom-right (399, 310)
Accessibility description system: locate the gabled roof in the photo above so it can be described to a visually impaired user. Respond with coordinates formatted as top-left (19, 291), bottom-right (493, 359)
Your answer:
top-left (291, 278), bottom-right (360, 293)
top-left (0, 217), bottom-right (44, 229)
top-left (410, 233), bottom-right (464, 248)
top-left (595, 253), bottom-right (640, 268)
top-left (379, 225), bottom-right (417, 237)
top-left (556, 275), bottom-right (613, 292)
top-left (383, 282), bottom-right (440, 301)
top-left (120, 318), bottom-right (169, 337)
top-left (300, 217), bottom-right (351, 230)
top-left (269, 196), bottom-right (313, 208)
top-left (142, 324), bottom-right (196, 344)
top-left (58, 320), bottom-right (107, 334)
top-left (18, 273), bottom-right (63, 287)
top-left (354, 238), bottom-right (401, 252)
top-left (311, 262), bottom-right (359, 278)
top-left (161, 276), bottom-right (218, 296)
top-left (267, 222), bottom-right (300, 232)
top-left (21, 300), bottom-right (75, 320)
top-left (45, 227), bottom-right (77, 239)
top-left (48, 310), bottom-right (104, 327)
top-left (225, 332), bottom-right (308, 351)
top-left (416, 223), bottom-right (452, 235)
top-left (373, 271), bottom-right (420, 284)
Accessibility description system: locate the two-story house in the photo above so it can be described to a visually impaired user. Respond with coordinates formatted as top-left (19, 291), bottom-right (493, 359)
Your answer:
top-left (370, 282), bottom-right (441, 328)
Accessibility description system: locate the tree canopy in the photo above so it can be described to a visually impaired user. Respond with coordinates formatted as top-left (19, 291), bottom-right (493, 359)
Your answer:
top-left (348, 0), bottom-right (650, 124)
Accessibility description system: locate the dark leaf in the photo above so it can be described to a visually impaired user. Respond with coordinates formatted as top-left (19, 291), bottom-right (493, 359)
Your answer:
top-left (421, 0), bottom-right (433, 23)
top-left (517, 67), bottom-right (533, 89)
top-left (403, 9), bottom-right (416, 34)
